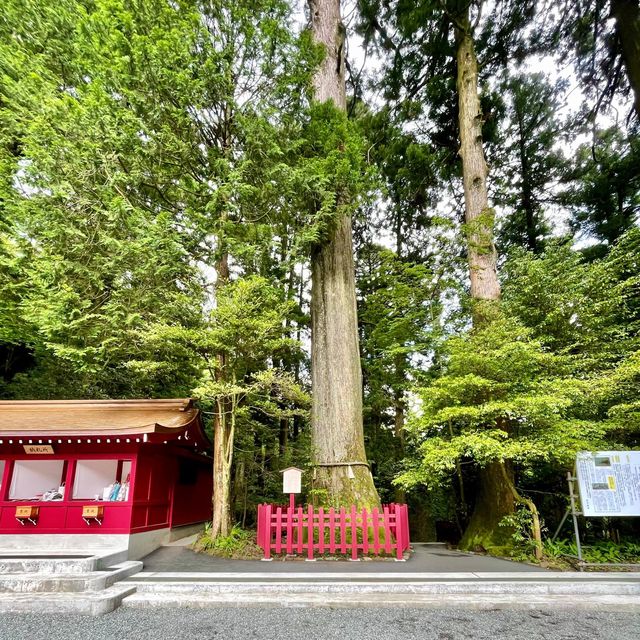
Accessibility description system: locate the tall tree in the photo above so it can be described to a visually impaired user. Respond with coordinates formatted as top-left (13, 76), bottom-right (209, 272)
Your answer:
top-left (358, 0), bottom-right (539, 550)
top-left (452, 3), bottom-right (517, 551)
top-left (562, 127), bottom-right (640, 257)
top-left (494, 73), bottom-right (565, 254)
top-left (307, 0), bottom-right (380, 507)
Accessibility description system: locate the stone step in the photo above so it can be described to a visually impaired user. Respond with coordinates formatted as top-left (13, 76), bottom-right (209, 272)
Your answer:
top-left (0, 549), bottom-right (128, 574)
top-left (0, 556), bottom-right (98, 575)
top-left (124, 578), bottom-right (640, 597)
top-left (121, 591), bottom-right (640, 612)
top-left (0, 561), bottom-right (142, 593)
top-left (0, 584), bottom-right (137, 615)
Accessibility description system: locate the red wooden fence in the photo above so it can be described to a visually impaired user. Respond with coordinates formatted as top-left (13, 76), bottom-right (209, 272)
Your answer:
top-left (256, 503), bottom-right (410, 561)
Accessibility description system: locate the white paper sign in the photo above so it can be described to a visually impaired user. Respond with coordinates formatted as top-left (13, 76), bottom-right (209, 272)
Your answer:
top-left (576, 451), bottom-right (640, 517)
top-left (281, 467), bottom-right (302, 494)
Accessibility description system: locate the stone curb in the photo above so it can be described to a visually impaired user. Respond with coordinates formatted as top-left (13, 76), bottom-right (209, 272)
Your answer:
top-left (121, 591), bottom-right (640, 612)
top-left (0, 584), bottom-right (137, 615)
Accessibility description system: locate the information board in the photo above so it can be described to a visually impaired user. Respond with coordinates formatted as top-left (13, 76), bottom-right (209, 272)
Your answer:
top-left (576, 451), bottom-right (640, 517)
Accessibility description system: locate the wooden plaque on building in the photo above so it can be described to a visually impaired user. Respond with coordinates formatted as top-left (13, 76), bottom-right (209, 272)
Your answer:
top-left (82, 505), bottom-right (104, 519)
top-left (23, 444), bottom-right (54, 454)
top-left (15, 506), bottom-right (39, 519)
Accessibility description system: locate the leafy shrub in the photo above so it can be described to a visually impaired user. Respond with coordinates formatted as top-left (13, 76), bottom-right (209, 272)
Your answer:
top-left (543, 538), bottom-right (640, 565)
top-left (499, 506), bottom-right (545, 561)
top-left (194, 523), bottom-right (262, 559)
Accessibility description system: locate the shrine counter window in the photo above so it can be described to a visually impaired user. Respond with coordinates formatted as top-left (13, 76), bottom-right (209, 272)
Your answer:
top-left (9, 459), bottom-right (67, 501)
top-left (72, 459), bottom-right (132, 501)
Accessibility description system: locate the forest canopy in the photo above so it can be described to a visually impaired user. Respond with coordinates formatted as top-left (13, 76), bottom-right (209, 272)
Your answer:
top-left (1, 0), bottom-right (638, 555)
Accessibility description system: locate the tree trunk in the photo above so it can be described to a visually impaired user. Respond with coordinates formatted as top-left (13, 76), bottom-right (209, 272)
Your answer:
top-left (460, 462), bottom-right (516, 553)
top-left (611, 0), bottom-right (640, 119)
top-left (308, 0), bottom-right (380, 508)
top-left (278, 417), bottom-right (288, 457)
top-left (455, 14), bottom-right (515, 552)
top-left (516, 110), bottom-right (538, 253)
top-left (211, 398), bottom-right (232, 538)
top-left (455, 18), bottom-right (501, 319)
top-left (210, 251), bottom-right (232, 540)
top-left (393, 354), bottom-right (407, 504)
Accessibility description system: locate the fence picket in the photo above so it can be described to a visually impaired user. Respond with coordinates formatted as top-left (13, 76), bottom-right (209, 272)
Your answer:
top-left (297, 506), bottom-right (303, 554)
top-left (362, 508), bottom-right (369, 555)
top-left (350, 505), bottom-right (358, 560)
top-left (372, 507), bottom-right (380, 554)
top-left (264, 504), bottom-right (272, 559)
top-left (340, 507), bottom-right (347, 555)
top-left (275, 506), bottom-right (283, 554)
top-left (383, 505), bottom-right (392, 555)
top-left (395, 508), bottom-right (403, 560)
top-left (307, 504), bottom-right (315, 560)
top-left (318, 507), bottom-right (325, 555)
top-left (403, 504), bottom-right (410, 551)
top-left (286, 501), bottom-right (293, 555)
top-left (328, 508), bottom-right (336, 554)
top-left (257, 504), bottom-right (263, 549)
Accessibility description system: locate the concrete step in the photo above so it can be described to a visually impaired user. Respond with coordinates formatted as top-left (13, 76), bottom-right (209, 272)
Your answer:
top-left (0, 549), bottom-right (128, 574)
top-left (0, 561), bottom-right (142, 593)
top-left (0, 583), bottom-right (137, 615)
top-left (123, 578), bottom-right (640, 597)
top-left (0, 556), bottom-right (98, 574)
top-left (121, 590), bottom-right (640, 611)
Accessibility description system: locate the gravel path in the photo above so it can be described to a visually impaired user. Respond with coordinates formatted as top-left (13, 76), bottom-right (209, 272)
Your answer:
top-left (0, 607), bottom-right (638, 640)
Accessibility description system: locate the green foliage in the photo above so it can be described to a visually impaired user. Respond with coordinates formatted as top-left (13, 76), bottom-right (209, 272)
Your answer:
top-left (1, 0), bottom-right (639, 554)
top-left (502, 230), bottom-right (640, 445)
top-left (195, 523), bottom-right (262, 559)
top-left (562, 128), bottom-right (640, 255)
top-left (499, 506), bottom-right (545, 561)
top-left (397, 314), bottom-right (607, 492)
top-left (493, 72), bottom-right (567, 254)
top-left (544, 539), bottom-right (640, 565)
top-left (289, 101), bottom-right (378, 251)
top-left (0, 0), bottom-right (315, 398)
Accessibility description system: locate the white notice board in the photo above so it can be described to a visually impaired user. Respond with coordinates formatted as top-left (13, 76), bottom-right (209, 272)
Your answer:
top-left (576, 451), bottom-right (640, 517)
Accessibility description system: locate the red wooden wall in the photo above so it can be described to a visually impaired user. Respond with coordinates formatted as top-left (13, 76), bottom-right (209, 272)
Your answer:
top-left (0, 442), bottom-right (212, 536)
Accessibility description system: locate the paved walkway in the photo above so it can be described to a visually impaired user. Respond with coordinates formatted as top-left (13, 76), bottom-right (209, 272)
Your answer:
top-left (140, 542), bottom-right (547, 574)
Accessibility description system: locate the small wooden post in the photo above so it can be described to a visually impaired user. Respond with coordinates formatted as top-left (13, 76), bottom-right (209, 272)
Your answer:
top-left (275, 506), bottom-right (283, 554)
top-left (263, 504), bottom-right (272, 560)
top-left (383, 505), bottom-right (392, 555)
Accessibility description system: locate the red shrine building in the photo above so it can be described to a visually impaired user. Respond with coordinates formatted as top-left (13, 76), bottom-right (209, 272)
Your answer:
top-left (0, 399), bottom-right (212, 559)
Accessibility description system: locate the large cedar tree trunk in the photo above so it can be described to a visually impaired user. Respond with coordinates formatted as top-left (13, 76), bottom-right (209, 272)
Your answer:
top-left (454, 16), bottom-right (515, 552)
top-left (611, 0), bottom-right (640, 119)
top-left (308, 0), bottom-right (380, 508)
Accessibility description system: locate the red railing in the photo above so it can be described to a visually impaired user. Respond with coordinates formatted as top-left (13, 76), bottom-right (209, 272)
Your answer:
top-left (256, 503), bottom-right (410, 561)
